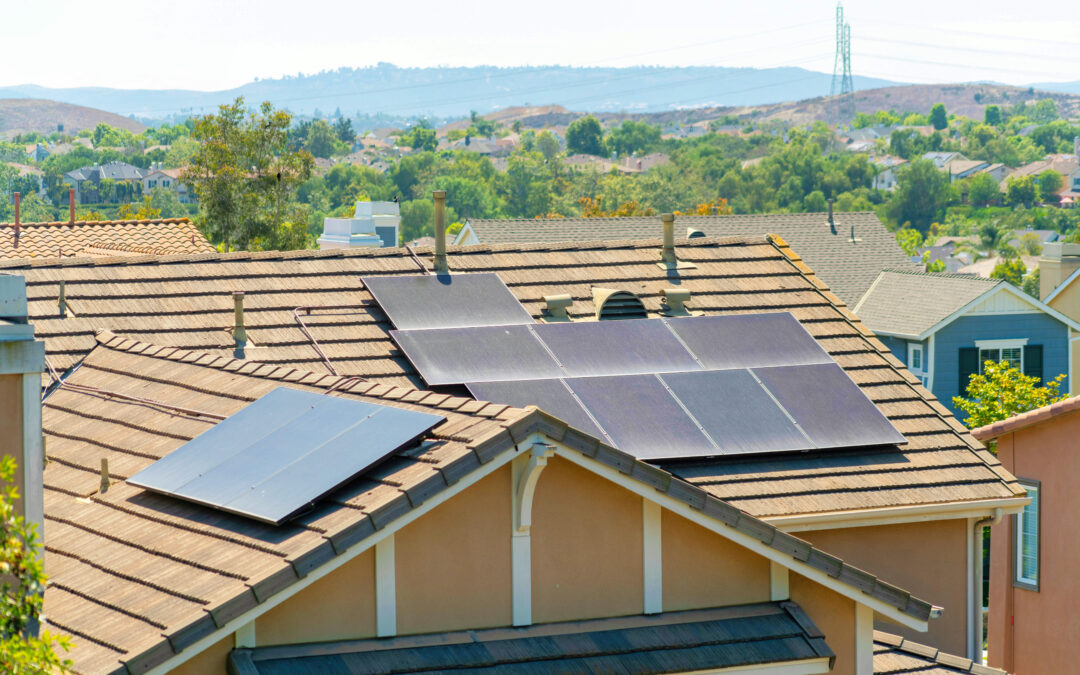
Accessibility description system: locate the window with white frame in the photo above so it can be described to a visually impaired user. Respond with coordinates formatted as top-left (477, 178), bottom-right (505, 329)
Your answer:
top-left (907, 343), bottom-right (927, 386)
top-left (975, 338), bottom-right (1027, 373)
top-left (1015, 480), bottom-right (1040, 590)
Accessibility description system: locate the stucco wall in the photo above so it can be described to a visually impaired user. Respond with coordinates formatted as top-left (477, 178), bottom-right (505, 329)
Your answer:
top-left (801, 519), bottom-right (968, 655)
top-left (0, 375), bottom-right (23, 517)
top-left (988, 409), bottom-right (1080, 674)
top-left (255, 548), bottom-right (376, 646)
top-left (790, 572), bottom-right (856, 675)
top-left (661, 508), bottom-right (770, 611)
top-left (531, 456), bottom-right (643, 623)
top-left (934, 313), bottom-right (1070, 415)
top-left (396, 465), bottom-right (512, 634)
top-left (170, 634), bottom-right (233, 675)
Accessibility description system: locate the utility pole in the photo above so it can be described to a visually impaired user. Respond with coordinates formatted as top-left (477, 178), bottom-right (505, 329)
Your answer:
top-left (830, 3), bottom-right (855, 124)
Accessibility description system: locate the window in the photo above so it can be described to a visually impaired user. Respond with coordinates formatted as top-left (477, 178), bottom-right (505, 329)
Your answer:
top-left (1014, 480), bottom-right (1040, 590)
top-left (148, 179), bottom-right (157, 188)
top-left (907, 343), bottom-right (927, 386)
top-left (975, 339), bottom-right (1027, 373)
top-left (163, 180), bottom-right (170, 187)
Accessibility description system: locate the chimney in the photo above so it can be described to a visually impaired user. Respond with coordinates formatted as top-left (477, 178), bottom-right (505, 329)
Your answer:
top-left (433, 190), bottom-right (449, 274)
top-left (232, 292), bottom-right (247, 359)
top-left (69, 188), bottom-right (75, 224)
top-left (13, 191), bottom-right (20, 233)
top-left (1039, 242), bottom-right (1080, 300)
top-left (661, 213), bottom-right (676, 264)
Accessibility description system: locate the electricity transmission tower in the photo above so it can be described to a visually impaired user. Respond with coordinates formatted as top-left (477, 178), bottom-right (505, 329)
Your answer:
top-left (830, 3), bottom-right (854, 123)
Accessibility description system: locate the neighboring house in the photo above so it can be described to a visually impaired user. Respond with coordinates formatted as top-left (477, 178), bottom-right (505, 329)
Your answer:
top-left (973, 163), bottom-right (1011, 184)
top-left (142, 166), bottom-right (192, 202)
top-left (947, 159), bottom-right (991, 182)
top-left (64, 160), bottom-right (146, 204)
top-left (1037, 242), bottom-right (1080, 390)
top-left (873, 156), bottom-right (908, 190)
top-left (620, 152), bottom-right (671, 172)
top-left (854, 270), bottom-right (1080, 416)
top-left (1000, 155), bottom-right (1080, 203)
top-left (5, 233), bottom-right (1030, 664)
top-left (846, 140), bottom-right (877, 153)
top-left (972, 395), bottom-right (1080, 675)
top-left (0, 217), bottom-right (213, 259)
top-left (454, 211), bottom-right (917, 306)
top-left (923, 152), bottom-right (968, 169)
top-left (1008, 229), bottom-right (1057, 253)
top-left (918, 243), bottom-right (968, 273)
top-left (26, 143), bottom-right (49, 162)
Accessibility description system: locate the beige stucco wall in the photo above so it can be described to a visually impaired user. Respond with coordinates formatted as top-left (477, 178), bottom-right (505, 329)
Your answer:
top-left (790, 572), bottom-right (856, 675)
top-left (396, 465), bottom-right (512, 634)
top-left (255, 549), bottom-right (376, 646)
top-left (0, 375), bottom-right (24, 517)
top-left (1047, 284), bottom-right (1080, 394)
top-left (800, 519), bottom-right (967, 655)
top-left (531, 456), bottom-right (643, 623)
top-left (170, 634), bottom-right (233, 675)
top-left (988, 409), bottom-right (1080, 674)
top-left (661, 507), bottom-right (770, 611)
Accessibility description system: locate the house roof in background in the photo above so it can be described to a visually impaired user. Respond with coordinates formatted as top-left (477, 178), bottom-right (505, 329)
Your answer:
top-left (971, 394), bottom-right (1080, 441)
top-left (854, 270), bottom-right (1003, 338)
top-left (459, 212), bottom-right (916, 305)
top-left (229, 604), bottom-right (835, 675)
top-left (64, 160), bottom-right (145, 182)
top-left (9, 236), bottom-right (1024, 520)
top-left (42, 332), bottom-right (938, 674)
top-left (873, 631), bottom-right (1007, 674)
top-left (0, 218), bottom-right (214, 259)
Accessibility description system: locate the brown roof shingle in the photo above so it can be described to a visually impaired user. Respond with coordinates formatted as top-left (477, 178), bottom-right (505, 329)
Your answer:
top-left (873, 631), bottom-right (1007, 674)
top-left (0, 218), bottom-right (215, 260)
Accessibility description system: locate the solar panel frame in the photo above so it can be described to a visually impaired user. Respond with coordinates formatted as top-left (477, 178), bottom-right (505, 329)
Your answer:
top-left (465, 379), bottom-right (610, 443)
top-left (533, 320), bottom-right (702, 378)
top-left (392, 325), bottom-right (563, 386)
top-left (362, 273), bottom-right (534, 330)
top-left (663, 313), bottom-right (834, 370)
top-left (127, 387), bottom-right (445, 524)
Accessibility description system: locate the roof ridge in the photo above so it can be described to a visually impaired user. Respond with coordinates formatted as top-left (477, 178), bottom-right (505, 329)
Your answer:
top-left (879, 268), bottom-right (1001, 283)
top-left (468, 211), bottom-right (880, 223)
top-left (872, 630), bottom-right (1006, 674)
top-left (972, 393), bottom-right (1080, 441)
top-left (1, 217), bottom-right (192, 228)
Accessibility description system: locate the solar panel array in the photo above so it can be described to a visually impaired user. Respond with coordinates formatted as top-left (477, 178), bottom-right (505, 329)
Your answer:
top-left (128, 388), bottom-right (445, 524)
top-left (362, 273), bottom-right (533, 330)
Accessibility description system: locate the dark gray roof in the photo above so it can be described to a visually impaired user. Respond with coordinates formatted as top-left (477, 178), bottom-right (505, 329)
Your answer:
top-left (853, 270), bottom-right (1002, 338)
top-left (873, 631), bottom-right (1007, 674)
top-left (462, 212), bottom-right (916, 305)
top-left (64, 161), bottom-right (145, 182)
top-left (229, 603), bottom-right (835, 675)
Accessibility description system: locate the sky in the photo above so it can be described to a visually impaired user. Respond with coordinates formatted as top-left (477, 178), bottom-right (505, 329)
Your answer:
top-left (3, 0), bottom-right (1080, 91)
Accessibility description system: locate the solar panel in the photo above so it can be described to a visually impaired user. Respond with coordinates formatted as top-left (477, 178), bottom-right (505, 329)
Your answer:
top-left (127, 387), bottom-right (444, 524)
top-left (659, 370), bottom-right (813, 455)
top-left (664, 313), bottom-right (833, 370)
top-left (566, 374), bottom-right (719, 461)
top-left (534, 320), bottom-right (701, 377)
top-left (465, 379), bottom-right (609, 443)
top-left (362, 273), bottom-right (533, 330)
top-left (752, 363), bottom-right (907, 449)
top-left (392, 325), bottom-right (562, 386)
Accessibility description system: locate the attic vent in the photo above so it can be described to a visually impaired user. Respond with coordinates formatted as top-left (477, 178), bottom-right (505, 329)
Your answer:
top-left (660, 288), bottom-right (699, 317)
top-left (542, 294), bottom-right (573, 322)
top-left (593, 288), bottom-right (647, 321)
top-left (686, 227), bottom-right (706, 239)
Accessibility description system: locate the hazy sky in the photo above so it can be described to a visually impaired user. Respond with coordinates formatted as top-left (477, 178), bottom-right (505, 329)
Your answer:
top-left (3, 0), bottom-right (1079, 90)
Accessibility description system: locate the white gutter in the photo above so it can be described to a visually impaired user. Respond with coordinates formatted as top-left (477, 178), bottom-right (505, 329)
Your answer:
top-left (765, 497), bottom-right (1026, 532)
top-left (969, 508), bottom-right (1002, 661)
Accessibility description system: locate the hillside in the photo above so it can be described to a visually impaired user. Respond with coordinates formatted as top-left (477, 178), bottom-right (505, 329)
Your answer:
top-left (0, 98), bottom-right (146, 136)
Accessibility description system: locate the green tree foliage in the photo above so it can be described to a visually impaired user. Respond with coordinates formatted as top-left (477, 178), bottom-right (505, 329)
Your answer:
top-left (536, 130), bottom-right (560, 161)
top-left (896, 228), bottom-right (922, 257)
top-left (13, 194), bottom-right (54, 223)
top-left (334, 117), bottom-right (356, 145)
top-left (605, 121), bottom-right (661, 157)
top-left (929, 103), bottom-right (948, 130)
top-left (304, 120), bottom-right (343, 158)
top-left (1031, 99), bottom-right (1059, 124)
top-left (184, 98), bottom-right (314, 251)
top-left (566, 115), bottom-right (604, 156)
top-left (1021, 267), bottom-right (1041, 298)
top-left (0, 456), bottom-right (73, 674)
top-left (1036, 170), bottom-right (1063, 202)
top-left (399, 123), bottom-right (437, 152)
top-left (144, 187), bottom-right (187, 218)
top-left (399, 198), bottom-right (459, 244)
top-left (1005, 174), bottom-right (1037, 207)
top-left (983, 105), bottom-right (1002, 126)
top-left (953, 360), bottom-right (1067, 429)
top-left (885, 159), bottom-right (954, 232)
top-left (991, 257), bottom-right (1027, 286)
top-left (1017, 232), bottom-right (1043, 256)
top-left (164, 137), bottom-right (200, 168)
top-left (966, 172), bottom-right (1000, 207)
top-left (91, 123), bottom-right (135, 148)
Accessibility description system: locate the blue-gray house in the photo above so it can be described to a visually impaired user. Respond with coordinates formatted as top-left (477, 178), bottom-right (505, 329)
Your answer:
top-left (853, 270), bottom-right (1080, 416)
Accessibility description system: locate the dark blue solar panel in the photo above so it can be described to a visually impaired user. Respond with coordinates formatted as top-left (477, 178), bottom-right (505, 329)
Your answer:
top-left (752, 363), bottom-right (906, 449)
top-left (392, 325), bottom-right (562, 386)
top-left (534, 319), bottom-right (700, 377)
top-left (566, 374), bottom-right (718, 461)
top-left (127, 387), bottom-right (444, 524)
top-left (465, 379), bottom-right (609, 443)
top-left (659, 370), bottom-right (813, 454)
top-left (362, 273), bottom-right (533, 330)
top-left (664, 313), bottom-right (833, 370)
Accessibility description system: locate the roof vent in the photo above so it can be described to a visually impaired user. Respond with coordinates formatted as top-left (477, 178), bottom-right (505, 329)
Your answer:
top-left (656, 213), bottom-right (696, 271)
top-left (542, 294), bottom-right (573, 322)
top-left (660, 288), bottom-right (699, 317)
top-left (686, 227), bottom-right (706, 238)
top-left (593, 288), bottom-right (647, 320)
top-left (232, 291), bottom-right (247, 359)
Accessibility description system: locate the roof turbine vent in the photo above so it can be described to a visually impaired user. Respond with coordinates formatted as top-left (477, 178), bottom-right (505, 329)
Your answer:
top-left (660, 288), bottom-right (699, 317)
top-left (593, 287), bottom-right (647, 320)
top-left (542, 294), bottom-right (573, 322)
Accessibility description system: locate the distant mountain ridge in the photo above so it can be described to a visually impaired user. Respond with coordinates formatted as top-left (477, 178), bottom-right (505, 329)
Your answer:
top-left (0, 98), bottom-right (146, 136)
top-left (0, 63), bottom-right (902, 120)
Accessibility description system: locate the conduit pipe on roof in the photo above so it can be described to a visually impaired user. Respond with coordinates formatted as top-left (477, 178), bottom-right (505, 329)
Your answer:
top-left (233, 292), bottom-right (247, 359)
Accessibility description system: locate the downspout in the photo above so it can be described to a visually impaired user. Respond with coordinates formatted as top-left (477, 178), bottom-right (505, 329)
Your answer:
top-left (971, 508), bottom-right (1003, 662)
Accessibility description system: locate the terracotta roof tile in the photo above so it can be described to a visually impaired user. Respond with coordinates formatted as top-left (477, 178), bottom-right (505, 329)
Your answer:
top-left (0, 218), bottom-right (215, 260)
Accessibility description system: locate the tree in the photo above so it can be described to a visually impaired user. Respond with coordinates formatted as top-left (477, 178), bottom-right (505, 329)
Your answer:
top-left (0, 456), bottom-right (73, 673)
top-left (304, 120), bottom-right (341, 158)
top-left (536, 131), bottom-right (560, 161)
top-left (1018, 232), bottom-right (1043, 256)
top-left (896, 228), bottom-right (922, 257)
top-left (566, 115), bottom-right (604, 156)
top-left (1036, 169), bottom-right (1063, 203)
top-left (953, 360), bottom-right (1067, 429)
top-left (885, 159), bottom-right (954, 232)
top-left (929, 103), bottom-right (948, 130)
top-left (91, 123), bottom-right (134, 148)
top-left (1021, 267), bottom-right (1041, 298)
top-left (966, 172), bottom-right (1000, 207)
top-left (983, 105), bottom-right (1002, 126)
top-left (399, 123), bottom-right (437, 152)
top-left (991, 257), bottom-right (1027, 286)
top-left (334, 117), bottom-right (356, 145)
top-left (605, 121), bottom-right (661, 157)
top-left (1031, 99), bottom-right (1059, 124)
top-left (1005, 174), bottom-right (1037, 206)
top-left (164, 137), bottom-right (199, 168)
top-left (184, 98), bottom-right (314, 251)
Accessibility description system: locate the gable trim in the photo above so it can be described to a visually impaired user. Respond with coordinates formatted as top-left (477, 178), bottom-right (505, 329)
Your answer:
top-left (453, 221), bottom-right (480, 246)
top-left (1044, 264), bottom-right (1080, 304)
top-left (914, 283), bottom-right (1080, 341)
top-left (765, 497), bottom-right (1027, 532)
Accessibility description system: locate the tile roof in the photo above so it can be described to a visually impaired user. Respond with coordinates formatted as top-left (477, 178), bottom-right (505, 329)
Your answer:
top-left (971, 394), bottom-right (1080, 441)
top-left (228, 603), bottom-right (834, 675)
top-left (11, 237), bottom-right (1023, 520)
top-left (0, 218), bottom-right (214, 260)
top-left (873, 631), bottom-right (1007, 674)
top-left (64, 161), bottom-right (145, 182)
top-left (460, 212), bottom-right (916, 305)
top-left (854, 270), bottom-right (1001, 338)
top-left (42, 333), bottom-right (939, 674)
